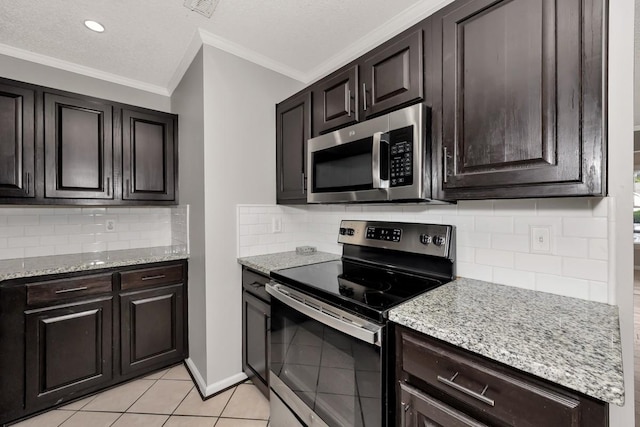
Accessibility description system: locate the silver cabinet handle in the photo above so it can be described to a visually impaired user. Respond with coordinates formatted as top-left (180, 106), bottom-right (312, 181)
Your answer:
top-left (346, 89), bottom-right (352, 117)
top-left (25, 172), bottom-right (31, 195)
top-left (141, 274), bottom-right (166, 281)
top-left (55, 286), bottom-right (88, 294)
top-left (401, 401), bottom-right (410, 426)
top-left (443, 147), bottom-right (453, 184)
top-left (301, 172), bottom-right (305, 193)
top-left (362, 83), bottom-right (368, 111)
top-left (126, 179), bottom-right (130, 197)
top-left (106, 177), bottom-right (111, 196)
top-left (437, 372), bottom-right (495, 407)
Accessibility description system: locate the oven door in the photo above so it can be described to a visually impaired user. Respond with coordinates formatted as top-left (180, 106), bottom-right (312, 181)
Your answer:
top-left (267, 282), bottom-right (384, 427)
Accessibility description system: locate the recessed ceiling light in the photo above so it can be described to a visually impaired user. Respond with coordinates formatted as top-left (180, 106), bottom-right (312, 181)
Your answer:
top-left (84, 20), bottom-right (105, 33)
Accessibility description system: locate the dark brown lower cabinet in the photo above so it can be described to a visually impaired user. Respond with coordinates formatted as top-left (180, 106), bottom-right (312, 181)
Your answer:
top-left (120, 283), bottom-right (185, 376)
top-left (242, 268), bottom-right (271, 398)
top-left (24, 296), bottom-right (113, 410)
top-left (0, 260), bottom-right (188, 426)
top-left (395, 325), bottom-right (608, 427)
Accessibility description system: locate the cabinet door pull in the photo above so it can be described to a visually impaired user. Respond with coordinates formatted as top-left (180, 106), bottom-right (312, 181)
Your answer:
top-left (106, 177), bottom-right (111, 196)
top-left (55, 286), bottom-right (88, 294)
top-left (443, 147), bottom-right (453, 184)
top-left (437, 372), bottom-right (495, 407)
top-left (400, 401), bottom-right (410, 426)
top-left (141, 274), bottom-right (166, 281)
top-left (346, 89), bottom-right (352, 117)
top-left (25, 172), bottom-right (31, 195)
top-left (362, 83), bottom-right (368, 111)
top-left (301, 172), bottom-right (306, 192)
top-left (126, 179), bottom-right (130, 197)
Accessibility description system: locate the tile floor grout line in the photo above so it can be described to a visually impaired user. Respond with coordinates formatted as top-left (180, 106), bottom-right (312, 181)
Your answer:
top-left (120, 377), bottom-right (160, 415)
top-left (161, 382), bottom-right (196, 426)
top-left (212, 385), bottom-right (239, 427)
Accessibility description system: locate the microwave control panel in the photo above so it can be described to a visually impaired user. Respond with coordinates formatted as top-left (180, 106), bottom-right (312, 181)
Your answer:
top-left (389, 126), bottom-right (414, 187)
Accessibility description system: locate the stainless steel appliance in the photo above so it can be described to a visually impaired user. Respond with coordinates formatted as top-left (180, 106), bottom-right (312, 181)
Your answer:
top-left (267, 220), bottom-right (456, 427)
top-left (307, 104), bottom-right (433, 204)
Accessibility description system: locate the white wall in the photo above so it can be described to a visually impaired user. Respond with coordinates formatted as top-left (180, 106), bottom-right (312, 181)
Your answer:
top-left (171, 48), bottom-right (209, 389)
top-left (172, 44), bottom-right (303, 394)
top-left (0, 54), bottom-right (171, 112)
top-left (609, 0), bottom-right (635, 424)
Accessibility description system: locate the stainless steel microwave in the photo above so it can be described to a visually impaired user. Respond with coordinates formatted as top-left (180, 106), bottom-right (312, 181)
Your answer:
top-left (307, 103), bottom-right (432, 203)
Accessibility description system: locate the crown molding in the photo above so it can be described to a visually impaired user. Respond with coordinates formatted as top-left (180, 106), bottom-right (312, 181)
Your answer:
top-left (165, 29), bottom-right (207, 95)
top-left (0, 42), bottom-right (170, 96)
top-left (303, 0), bottom-right (455, 84)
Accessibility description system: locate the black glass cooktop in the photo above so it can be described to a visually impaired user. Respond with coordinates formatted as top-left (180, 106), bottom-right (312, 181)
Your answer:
top-left (270, 259), bottom-right (445, 323)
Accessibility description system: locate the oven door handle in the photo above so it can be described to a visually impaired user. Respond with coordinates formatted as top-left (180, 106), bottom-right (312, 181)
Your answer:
top-left (372, 132), bottom-right (389, 190)
top-left (266, 282), bottom-right (382, 346)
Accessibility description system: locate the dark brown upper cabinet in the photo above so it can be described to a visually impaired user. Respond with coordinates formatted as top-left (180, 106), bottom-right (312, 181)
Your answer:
top-left (44, 93), bottom-right (114, 199)
top-left (312, 66), bottom-right (358, 135)
top-left (361, 28), bottom-right (424, 120)
top-left (122, 109), bottom-right (176, 202)
top-left (276, 91), bottom-right (312, 204)
top-left (0, 82), bottom-right (35, 198)
top-left (432, 0), bottom-right (606, 200)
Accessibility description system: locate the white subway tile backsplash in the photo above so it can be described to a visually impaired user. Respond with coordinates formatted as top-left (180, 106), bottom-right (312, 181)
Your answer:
top-left (456, 262), bottom-right (493, 281)
top-left (55, 244), bottom-right (83, 255)
top-left (588, 239), bottom-right (608, 260)
top-left (24, 225), bottom-right (55, 236)
top-left (491, 234), bottom-right (529, 253)
top-left (535, 274), bottom-right (590, 299)
top-left (562, 257), bottom-right (608, 281)
top-left (55, 224), bottom-right (82, 235)
top-left (457, 231), bottom-right (491, 249)
top-left (537, 198), bottom-right (592, 216)
top-left (475, 216), bottom-right (514, 234)
top-left (493, 268), bottom-right (536, 290)
top-left (555, 237), bottom-right (588, 258)
top-left (8, 215), bottom-right (39, 226)
top-left (515, 253), bottom-right (562, 275)
top-left (25, 246), bottom-right (55, 257)
top-left (8, 236), bottom-right (41, 248)
top-left (475, 248), bottom-right (514, 268)
top-left (513, 217), bottom-right (562, 235)
top-left (456, 246), bottom-right (475, 263)
top-left (0, 226), bottom-right (25, 237)
top-left (562, 217), bottom-right (607, 238)
top-left (39, 215), bottom-right (69, 225)
top-left (0, 238), bottom-right (6, 248)
top-left (589, 281), bottom-right (609, 303)
top-left (0, 248), bottom-right (24, 259)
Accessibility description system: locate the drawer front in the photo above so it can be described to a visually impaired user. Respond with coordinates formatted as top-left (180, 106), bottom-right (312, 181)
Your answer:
top-left (120, 264), bottom-right (183, 290)
top-left (401, 331), bottom-right (581, 427)
top-left (27, 274), bottom-right (113, 305)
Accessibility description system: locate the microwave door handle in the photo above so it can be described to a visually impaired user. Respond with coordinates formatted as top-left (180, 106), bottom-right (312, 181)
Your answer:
top-left (372, 132), bottom-right (389, 190)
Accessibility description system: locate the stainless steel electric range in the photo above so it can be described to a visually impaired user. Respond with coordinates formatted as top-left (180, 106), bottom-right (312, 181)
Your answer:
top-left (267, 220), bottom-right (456, 427)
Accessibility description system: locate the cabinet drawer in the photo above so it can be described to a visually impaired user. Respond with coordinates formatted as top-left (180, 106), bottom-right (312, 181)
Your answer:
top-left (26, 274), bottom-right (113, 305)
top-left (401, 332), bottom-right (581, 427)
top-left (120, 264), bottom-right (183, 290)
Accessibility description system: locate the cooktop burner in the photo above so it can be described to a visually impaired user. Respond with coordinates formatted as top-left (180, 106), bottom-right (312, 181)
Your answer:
top-left (270, 258), bottom-right (445, 322)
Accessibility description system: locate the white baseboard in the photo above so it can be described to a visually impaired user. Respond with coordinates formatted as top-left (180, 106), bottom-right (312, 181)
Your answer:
top-left (184, 358), bottom-right (248, 398)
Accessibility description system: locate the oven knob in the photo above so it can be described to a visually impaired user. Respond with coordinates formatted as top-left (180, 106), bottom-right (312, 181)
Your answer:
top-left (347, 228), bottom-right (355, 236)
top-left (339, 227), bottom-right (347, 235)
top-left (419, 234), bottom-right (432, 245)
top-left (433, 235), bottom-right (446, 247)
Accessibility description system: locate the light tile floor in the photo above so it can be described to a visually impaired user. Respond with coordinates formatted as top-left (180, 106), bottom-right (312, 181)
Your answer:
top-left (11, 364), bottom-right (270, 427)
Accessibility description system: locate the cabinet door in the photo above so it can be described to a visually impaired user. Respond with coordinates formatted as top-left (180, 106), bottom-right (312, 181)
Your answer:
top-left (361, 29), bottom-right (423, 120)
top-left (276, 91), bottom-right (311, 204)
top-left (0, 82), bottom-right (35, 198)
top-left (44, 93), bottom-right (114, 199)
top-left (120, 283), bottom-right (185, 376)
top-left (312, 66), bottom-right (358, 134)
top-left (435, 0), bottom-right (605, 199)
top-left (24, 296), bottom-right (113, 409)
top-left (399, 383), bottom-right (486, 427)
top-left (122, 109), bottom-right (176, 202)
top-left (242, 290), bottom-right (270, 398)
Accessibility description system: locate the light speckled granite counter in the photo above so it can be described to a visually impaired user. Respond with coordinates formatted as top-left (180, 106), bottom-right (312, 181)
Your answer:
top-left (0, 246), bottom-right (189, 282)
top-left (389, 277), bottom-right (624, 406)
top-left (238, 251), bottom-right (340, 275)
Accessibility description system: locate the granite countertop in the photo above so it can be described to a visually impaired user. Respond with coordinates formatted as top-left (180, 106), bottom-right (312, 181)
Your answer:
top-left (0, 246), bottom-right (189, 282)
top-left (238, 251), bottom-right (340, 275)
top-left (389, 277), bottom-right (624, 406)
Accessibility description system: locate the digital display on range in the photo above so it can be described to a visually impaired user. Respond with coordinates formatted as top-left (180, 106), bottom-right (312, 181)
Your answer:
top-left (366, 226), bottom-right (402, 242)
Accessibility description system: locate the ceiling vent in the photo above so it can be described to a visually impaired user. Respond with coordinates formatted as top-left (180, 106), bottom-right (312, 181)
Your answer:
top-left (184, 0), bottom-right (220, 18)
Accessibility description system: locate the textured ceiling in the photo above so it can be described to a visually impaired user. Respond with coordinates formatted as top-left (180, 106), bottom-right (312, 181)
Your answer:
top-left (0, 0), bottom-right (443, 95)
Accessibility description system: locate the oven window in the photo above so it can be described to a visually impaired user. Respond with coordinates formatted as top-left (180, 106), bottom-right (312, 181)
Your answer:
top-left (312, 137), bottom-right (374, 193)
top-left (271, 299), bottom-right (382, 427)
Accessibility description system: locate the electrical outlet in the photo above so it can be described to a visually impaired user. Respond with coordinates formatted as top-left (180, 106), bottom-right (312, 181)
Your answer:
top-left (530, 226), bottom-right (551, 253)
top-left (105, 219), bottom-right (116, 232)
top-left (271, 217), bottom-right (282, 233)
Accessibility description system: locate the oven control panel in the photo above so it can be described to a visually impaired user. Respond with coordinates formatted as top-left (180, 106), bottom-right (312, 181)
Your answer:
top-left (338, 220), bottom-right (454, 258)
